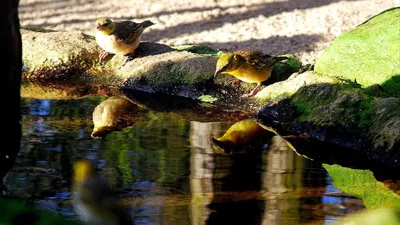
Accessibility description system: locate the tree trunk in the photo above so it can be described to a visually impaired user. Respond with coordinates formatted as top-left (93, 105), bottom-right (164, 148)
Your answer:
top-left (0, 0), bottom-right (22, 186)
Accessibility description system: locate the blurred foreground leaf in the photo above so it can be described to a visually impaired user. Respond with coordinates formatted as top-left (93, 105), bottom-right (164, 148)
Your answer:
top-left (0, 198), bottom-right (81, 225)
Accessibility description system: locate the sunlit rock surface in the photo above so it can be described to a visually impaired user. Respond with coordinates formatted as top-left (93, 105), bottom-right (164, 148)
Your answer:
top-left (315, 7), bottom-right (400, 97)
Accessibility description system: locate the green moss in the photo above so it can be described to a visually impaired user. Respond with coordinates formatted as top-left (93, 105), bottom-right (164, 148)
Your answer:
top-left (290, 84), bottom-right (339, 122)
top-left (363, 75), bottom-right (400, 98)
top-left (369, 98), bottom-right (400, 152)
top-left (291, 98), bottom-right (311, 117)
top-left (256, 71), bottom-right (340, 102)
top-left (356, 96), bottom-right (375, 127)
top-left (291, 87), bottom-right (376, 129)
top-left (271, 71), bottom-right (377, 128)
top-left (271, 54), bottom-right (302, 77)
top-left (104, 54), bottom-right (125, 69)
top-left (315, 7), bottom-right (400, 97)
top-left (323, 164), bottom-right (400, 209)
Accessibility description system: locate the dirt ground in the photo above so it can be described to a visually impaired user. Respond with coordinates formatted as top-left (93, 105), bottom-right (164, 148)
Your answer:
top-left (19, 0), bottom-right (398, 64)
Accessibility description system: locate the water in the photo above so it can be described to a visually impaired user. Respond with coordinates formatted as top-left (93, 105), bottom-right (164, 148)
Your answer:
top-left (3, 95), bottom-right (400, 225)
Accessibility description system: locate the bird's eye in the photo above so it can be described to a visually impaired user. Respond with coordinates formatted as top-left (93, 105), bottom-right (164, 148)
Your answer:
top-left (103, 23), bottom-right (109, 27)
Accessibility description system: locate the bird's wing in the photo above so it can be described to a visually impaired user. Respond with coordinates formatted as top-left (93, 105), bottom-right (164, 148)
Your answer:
top-left (113, 21), bottom-right (144, 44)
top-left (235, 50), bottom-right (285, 70)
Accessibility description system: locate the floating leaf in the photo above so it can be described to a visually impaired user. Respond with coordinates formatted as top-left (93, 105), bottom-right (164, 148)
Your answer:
top-left (197, 95), bottom-right (218, 103)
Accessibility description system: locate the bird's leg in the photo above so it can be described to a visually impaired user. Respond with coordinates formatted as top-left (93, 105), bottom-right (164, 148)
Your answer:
top-left (241, 83), bottom-right (261, 98)
top-left (121, 52), bottom-right (136, 67)
top-left (99, 50), bottom-right (109, 63)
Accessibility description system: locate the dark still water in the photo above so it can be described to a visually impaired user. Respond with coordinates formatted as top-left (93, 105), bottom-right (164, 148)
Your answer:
top-left (3, 96), bottom-right (399, 225)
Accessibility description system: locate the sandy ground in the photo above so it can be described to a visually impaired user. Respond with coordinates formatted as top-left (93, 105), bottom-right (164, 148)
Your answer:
top-left (19, 0), bottom-right (398, 64)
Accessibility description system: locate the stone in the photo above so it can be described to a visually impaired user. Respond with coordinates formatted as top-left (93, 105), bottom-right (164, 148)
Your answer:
top-left (314, 8), bottom-right (400, 97)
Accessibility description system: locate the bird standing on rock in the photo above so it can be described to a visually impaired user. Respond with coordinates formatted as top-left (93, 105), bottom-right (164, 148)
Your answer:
top-left (214, 50), bottom-right (289, 97)
top-left (95, 17), bottom-right (155, 67)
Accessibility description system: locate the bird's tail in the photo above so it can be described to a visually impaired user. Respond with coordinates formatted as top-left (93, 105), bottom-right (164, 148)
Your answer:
top-left (141, 20), bottom-right (155, 29)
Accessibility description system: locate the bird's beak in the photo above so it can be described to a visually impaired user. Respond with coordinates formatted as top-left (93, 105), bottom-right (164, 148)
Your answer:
top-left (96, 24), bottom-right (103, 30)
top-left (214, 68), bottom-right (222, 77)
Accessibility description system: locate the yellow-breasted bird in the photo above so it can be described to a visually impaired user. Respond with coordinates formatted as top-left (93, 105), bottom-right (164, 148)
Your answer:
top-left (95, 17), bottom-right (155, 67)
top-left (212, 118), bottom-right (273, 154)
top-left (214, 50), bottom-right (289, 97)
top-left (72, 159), bottom-right (131, 225)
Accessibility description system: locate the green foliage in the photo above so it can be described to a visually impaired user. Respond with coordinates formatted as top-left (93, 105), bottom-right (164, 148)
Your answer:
top-left (323, 164), bottom-right (400, 209)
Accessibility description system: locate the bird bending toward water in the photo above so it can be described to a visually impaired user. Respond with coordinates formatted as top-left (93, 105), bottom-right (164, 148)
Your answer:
top-left (212, 118), bottom-right (272, 155)
top-left (214, 50), bottom-right (289, 98)
top-left (95, 17), bottom-right (155, 67)
top-left (91, 96), bottom-right (142, 138)
top-left (72, 159), bottom-right (131, 225)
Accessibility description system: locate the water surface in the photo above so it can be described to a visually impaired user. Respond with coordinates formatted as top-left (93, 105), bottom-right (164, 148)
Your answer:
top-left (4, 96), bottom-right (399, 225)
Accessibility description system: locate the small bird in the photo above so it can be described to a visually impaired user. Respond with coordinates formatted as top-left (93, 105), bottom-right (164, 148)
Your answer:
top-left (212, 118), bottom-right (273, 154)
top-left (95, 17), bottom-right (155, 67)
top-left (214, 50), bottom-right (289, 97)
top-left (72, 159), bottom-right (131, 225)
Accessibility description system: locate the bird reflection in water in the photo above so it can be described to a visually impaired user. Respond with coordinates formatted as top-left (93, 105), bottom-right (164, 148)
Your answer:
top-left (91, 96), bottom-right (146, 138)
top-left (211, 118), bottom-right (274, 155)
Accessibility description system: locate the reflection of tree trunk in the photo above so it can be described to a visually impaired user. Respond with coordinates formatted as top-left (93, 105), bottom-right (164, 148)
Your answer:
top-left (189, 121), bottom-right (222, 225)
top-left (0, 0), bottom-right (22, 188)
top-left (262, 135), bottom-right (304, 225)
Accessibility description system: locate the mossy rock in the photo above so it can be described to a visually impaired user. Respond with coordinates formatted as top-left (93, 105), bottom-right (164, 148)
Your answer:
top-left (255, 71), bottom-right (339, 102)
top-left (314, 7), bottom-right (400, 97)
top-left (255, 70), bottom-right (400, 168)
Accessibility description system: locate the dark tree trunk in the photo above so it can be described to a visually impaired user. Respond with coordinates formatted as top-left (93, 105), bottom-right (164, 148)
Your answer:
top-left (0, 0), bottom-right (22, 187)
